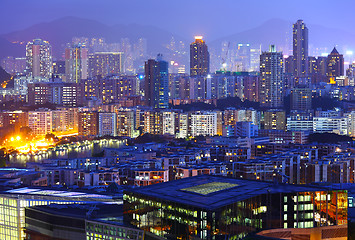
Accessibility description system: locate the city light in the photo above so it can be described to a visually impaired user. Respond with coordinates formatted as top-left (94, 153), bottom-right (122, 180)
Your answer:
top-left (0, 5), bottom-right (355, 240)
top-left (2, 135), bottom-right (55, 154)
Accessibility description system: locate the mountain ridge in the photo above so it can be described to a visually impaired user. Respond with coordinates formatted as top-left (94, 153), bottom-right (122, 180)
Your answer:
top-left (1, 17), bottom-right (354, 61)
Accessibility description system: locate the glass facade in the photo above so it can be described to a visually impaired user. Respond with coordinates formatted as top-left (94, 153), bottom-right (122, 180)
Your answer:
top-left (123, 190), bottom-right (347, 240)
top-left (86, 220), bottom-right (144, 240)
top-left (0, 195), bottom-right (82, 240)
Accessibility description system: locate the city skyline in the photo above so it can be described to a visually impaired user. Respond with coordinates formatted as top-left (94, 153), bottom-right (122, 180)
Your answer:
top-left (1, 2), bottom-right (355, 240)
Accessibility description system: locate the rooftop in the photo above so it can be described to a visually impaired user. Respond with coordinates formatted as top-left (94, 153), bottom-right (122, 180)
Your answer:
top-left (5, 187), bottom-right (119, 201)
top-left (127, 175), bottom-right (337, 210)
top-left (28, 203), bottom-right (122, 220)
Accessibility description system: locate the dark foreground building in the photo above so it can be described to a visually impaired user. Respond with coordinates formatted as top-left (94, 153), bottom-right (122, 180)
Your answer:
top-left (25, 203), bottom-right (163, 240)
top-left (123, 175), bottom-right (347, 240)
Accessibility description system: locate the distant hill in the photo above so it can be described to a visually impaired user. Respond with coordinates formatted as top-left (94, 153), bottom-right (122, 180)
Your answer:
top-left (1, 16), bottom-right (187, 59)
top-left (1, 17), bottom-right (354, 63)
top-left (0, 37), bottom-right (24, 59)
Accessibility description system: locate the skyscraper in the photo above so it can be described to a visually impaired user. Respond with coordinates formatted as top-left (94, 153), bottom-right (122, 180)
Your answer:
top-left (190, 36), bottom-right (210, 76)
top-left (235, 44), bottom-right (251, 72)
top-left (291, 85), bottom-right (312, 111)
top-left (65, 44), bottom-right (88, 83)
top-left (26, 39), bottom-right (53, 78)
top-left (327, 47), bottom-right (344, 83)
top-left (259, 45), bottom-right (284, 108)
top-left (293, 20), bottom-right (308, 78)
top-left (144, 54), bottom-right (169, 109)
top-left (88, 52), bottom-right (123, 77)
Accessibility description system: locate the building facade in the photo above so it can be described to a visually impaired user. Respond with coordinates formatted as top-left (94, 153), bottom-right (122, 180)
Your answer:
top-left (259, 45), bottom-right (284, 108)
top-left (190, 36), bottom-right (210, 76)
top-left (144, 55), bottom-right (169, 109)
top-left (26, 39), bottom-right (53, 79)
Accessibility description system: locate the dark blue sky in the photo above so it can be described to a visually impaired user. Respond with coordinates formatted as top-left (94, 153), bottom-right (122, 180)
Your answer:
top-left (2, 0), bottom-right (354, 40)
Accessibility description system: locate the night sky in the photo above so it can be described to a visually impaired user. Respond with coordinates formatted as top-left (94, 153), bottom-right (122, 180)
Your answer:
top-left (1, 0), bottom-right (354, 40)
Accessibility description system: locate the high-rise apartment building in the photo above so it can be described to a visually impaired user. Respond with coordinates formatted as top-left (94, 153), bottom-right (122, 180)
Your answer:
top-left (52, 110), bottom-right (69, 133)
top-left (291, 85), bottom-right (312, 111)
top-left (26, 39), bottom-right (53, 78)
top-left (65, 44), bottom-right (88, 83)
top-left (263, 109), bottom-right (286, 130)
top-left (259, 45), bottom-right (285, 108)
top-left (89, 52), bottom-right (123, 78)
top-left (53, 60), bottom-right (66, 80)
top-left (98, 112), bottom-right (117, 137)
top-left (78, 111), bottom-right (98, 136)
top-left (27, 81), bottom-right (83, 107)
top-left (293, 20), bottom-right (308, 78)
top-left (190, 36), bottom-right (210, 76)
top-left (190, 111), bottom-right (217, 137)
top-left (144, 54), bottom-right (169, 109)
top-left (235, 44), bottom-right (251, 72)
top-left (28, 110), bottom-right (53, 135)
top-left (0, 111), bottom-right (28, 133)
top-left (116, 109), bottom-right (136, 138)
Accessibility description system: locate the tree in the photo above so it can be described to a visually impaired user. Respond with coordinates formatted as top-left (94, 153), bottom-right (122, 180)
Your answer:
top-left (20, 126), bottom-right (33, 140)
top-left (45, 133), bottom-right (56, 140)
top-left (308, 133), bottom-right (352, 144)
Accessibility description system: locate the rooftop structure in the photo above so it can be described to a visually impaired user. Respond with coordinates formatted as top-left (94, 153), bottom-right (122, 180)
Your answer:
top-left (124, 175), bottom-right (347, 239)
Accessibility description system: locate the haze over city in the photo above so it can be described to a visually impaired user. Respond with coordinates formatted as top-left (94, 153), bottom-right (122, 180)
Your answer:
top-left (0, 1), bottom-right (355, 240)
top-left (2, 0), bottom-right (355, 39)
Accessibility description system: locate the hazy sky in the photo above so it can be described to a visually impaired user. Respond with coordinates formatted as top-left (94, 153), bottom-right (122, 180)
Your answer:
top-left (1, 0), bottom-right (354, 40)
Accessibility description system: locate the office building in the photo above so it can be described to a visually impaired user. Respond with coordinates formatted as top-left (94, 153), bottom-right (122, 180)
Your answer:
top-left (25, 39), bottom-right (53, 79)
top-left (65, 44), bottom-right (88, 83)
top-left (327, 47), bottom-right (344, 83)
top-left (25, 204), bottom-right (121, 240)
top-left (259, 45), bottom-right (285, 108)
top-left (124, 175), bottom-right (347, 240)
top-left (287, 111), bottom-right (314, 132)
top-left (293, 20), bottom-right (308, 78)
top-left (190, 36), bottom-right (210, 76)
top-left (0, 187), bottom-right (118, 240)
top-left (144, 54), bottom-right (169, 109)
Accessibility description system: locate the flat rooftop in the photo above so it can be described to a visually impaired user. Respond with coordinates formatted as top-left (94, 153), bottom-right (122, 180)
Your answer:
top-left (28, 203), bottom-right (123, 220)
top-left (127, 175), bottom-right (337, 210)
top-left (4, 187), bottom-right (118, 202)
